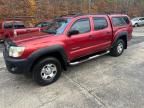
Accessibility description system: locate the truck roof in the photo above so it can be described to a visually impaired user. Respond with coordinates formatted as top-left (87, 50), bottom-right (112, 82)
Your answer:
top-left (59, 14), bottom-right (129, 19)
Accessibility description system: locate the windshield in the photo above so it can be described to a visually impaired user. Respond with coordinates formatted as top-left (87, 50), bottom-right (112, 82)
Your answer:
top-left (35, 21), bottom-right (52, 27)
top-left (42, 18), bottom-right (71, 35)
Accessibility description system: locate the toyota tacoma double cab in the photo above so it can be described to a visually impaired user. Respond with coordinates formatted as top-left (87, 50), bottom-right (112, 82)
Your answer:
top-left (3, 14), bottom-right (133, 85)
top-left (0, 20), bottom-right (40, 40)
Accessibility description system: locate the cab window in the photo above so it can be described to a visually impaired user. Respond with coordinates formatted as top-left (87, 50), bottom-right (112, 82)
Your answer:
top-left (4, 22), bottom-right (13, 29)
top-left (70, 18), bottom-right (90, 34)
top-left (93, 17), bottom-right (108, 30)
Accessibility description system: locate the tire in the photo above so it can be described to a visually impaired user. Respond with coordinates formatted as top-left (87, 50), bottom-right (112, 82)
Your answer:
top-left (33, 57), bottom-right (62, 86)
top-left (134, 23), bottom-right (139, 27)
top-left (110, 39), bottom-right (125, 57)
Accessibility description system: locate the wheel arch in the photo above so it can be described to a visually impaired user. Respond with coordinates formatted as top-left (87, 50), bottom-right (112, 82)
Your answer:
top-left (28, 45), bottom-right (68, 73)
top-left (112, 32), bottom-right (128, 49)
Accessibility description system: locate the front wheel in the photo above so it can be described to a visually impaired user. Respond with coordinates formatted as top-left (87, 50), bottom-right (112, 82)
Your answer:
top-left (33, 57), bottom-right (62, 86)
top-left (110, 39), bottom-right (125, 57)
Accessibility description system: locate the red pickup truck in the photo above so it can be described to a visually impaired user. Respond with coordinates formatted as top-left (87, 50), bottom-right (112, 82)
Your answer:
top-left (3, 14), bottom-right (133, 85)
top-left (0, 20), bottom-right (40, 40)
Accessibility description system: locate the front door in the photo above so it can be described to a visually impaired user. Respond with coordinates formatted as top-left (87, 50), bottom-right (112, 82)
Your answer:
top-left (66, 18), bottom-right (93, 61)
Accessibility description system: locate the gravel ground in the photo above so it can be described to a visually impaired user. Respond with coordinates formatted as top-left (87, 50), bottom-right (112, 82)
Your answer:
top-left (132, 27), bottom-right (144, 36)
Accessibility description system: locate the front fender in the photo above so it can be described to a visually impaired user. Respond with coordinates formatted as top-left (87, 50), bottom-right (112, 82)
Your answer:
top-left (27, 45), bottom-right (68, 71)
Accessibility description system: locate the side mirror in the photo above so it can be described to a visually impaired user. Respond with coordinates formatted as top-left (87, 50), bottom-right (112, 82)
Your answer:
top-left (68, 30), bottom-right (79, 37)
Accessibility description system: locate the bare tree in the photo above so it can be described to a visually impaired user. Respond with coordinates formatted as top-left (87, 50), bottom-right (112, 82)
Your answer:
top-left (0, 0), bottom-right (144, 21)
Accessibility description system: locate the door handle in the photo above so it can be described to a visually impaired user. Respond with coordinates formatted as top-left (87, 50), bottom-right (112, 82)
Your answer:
top-left (106, 32), bottom-right (111, 34)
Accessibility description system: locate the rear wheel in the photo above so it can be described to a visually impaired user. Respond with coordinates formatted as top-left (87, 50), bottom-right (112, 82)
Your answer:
top-left (33, 57), bottom-right (62, 86)
top-left (110, 39), bottom-right (125, 57)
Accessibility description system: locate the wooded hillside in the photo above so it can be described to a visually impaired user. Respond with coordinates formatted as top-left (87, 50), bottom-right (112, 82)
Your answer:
top-left (0, 0), bottom-right (144, 21)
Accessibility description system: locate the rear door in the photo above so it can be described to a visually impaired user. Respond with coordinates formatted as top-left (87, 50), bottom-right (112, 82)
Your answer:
top-left (66, 17), bottom-right (94, 60)
top-left (90, 16), bottom-right (113, 52)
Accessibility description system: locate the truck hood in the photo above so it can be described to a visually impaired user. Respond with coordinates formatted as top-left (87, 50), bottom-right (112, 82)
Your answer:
top-left (11, 31), bottom-right (54, 45)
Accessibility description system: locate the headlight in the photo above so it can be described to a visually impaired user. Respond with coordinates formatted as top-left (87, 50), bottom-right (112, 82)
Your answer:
top-left (9, 46), bottom-right (25, 57)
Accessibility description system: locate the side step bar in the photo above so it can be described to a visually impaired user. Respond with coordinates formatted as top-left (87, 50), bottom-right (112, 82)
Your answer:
top-left (69, 51), bottom-right (110, 66)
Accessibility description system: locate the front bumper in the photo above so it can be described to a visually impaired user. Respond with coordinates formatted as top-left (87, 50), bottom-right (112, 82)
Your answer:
top-left (3, 49), bottom-right (30, 74)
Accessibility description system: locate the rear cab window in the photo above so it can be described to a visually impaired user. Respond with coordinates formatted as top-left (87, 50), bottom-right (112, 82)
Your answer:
top-left (4, 22), bottom-right (13, 29)
top-left (4, 21), bottom-right (25, 29)
top-left (112, 15), bottom-right (131, 26)
top-left (112, 17), bottom-right (126, 26)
